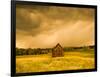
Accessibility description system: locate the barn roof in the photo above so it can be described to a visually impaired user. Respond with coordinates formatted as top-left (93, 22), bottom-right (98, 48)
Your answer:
top-left (54, 43), bottom-right (63, 49)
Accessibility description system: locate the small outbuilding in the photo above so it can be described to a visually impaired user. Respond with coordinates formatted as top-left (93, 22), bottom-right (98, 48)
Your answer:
top-left (52, 43), bottom-right (64, 57)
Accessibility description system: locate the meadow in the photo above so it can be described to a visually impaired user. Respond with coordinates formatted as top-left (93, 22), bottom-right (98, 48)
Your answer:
top-left (16, 49), bottom-right (95, 73)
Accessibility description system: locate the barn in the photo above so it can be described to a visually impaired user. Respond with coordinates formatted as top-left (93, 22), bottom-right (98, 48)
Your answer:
top-left (52, 43), bottom-right (64, 57)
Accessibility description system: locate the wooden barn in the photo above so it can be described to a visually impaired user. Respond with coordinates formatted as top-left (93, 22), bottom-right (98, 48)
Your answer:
top-left (52, 43), bottom-right (64, 57)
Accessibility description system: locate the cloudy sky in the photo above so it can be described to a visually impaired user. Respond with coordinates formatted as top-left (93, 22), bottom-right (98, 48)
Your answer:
top-left (16, 4), bottom-right (95, 48)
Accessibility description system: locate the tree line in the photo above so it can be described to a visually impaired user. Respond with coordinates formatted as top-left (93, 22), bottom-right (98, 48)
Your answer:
top-left (16, 48), bottom-right (51, 56)
top-left (16, 45), bottom-right (94, 56)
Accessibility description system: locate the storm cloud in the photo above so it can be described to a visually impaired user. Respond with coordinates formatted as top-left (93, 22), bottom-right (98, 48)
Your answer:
top-left (16, 4), bottom-right (95, 48)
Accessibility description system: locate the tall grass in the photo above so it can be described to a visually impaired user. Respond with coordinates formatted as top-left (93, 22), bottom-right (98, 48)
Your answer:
top-left (16, 50), bottom-right (95, 73)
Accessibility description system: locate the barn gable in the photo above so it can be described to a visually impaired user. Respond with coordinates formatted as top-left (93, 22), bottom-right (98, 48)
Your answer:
top-left (52, 43), bottom-right (64, 57)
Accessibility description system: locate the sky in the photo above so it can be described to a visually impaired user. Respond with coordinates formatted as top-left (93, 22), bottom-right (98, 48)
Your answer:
top-left (16, 4), bottom-right (95, 48)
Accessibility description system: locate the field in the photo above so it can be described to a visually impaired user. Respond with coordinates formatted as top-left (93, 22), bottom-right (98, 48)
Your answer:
top-left (16, 49), bottom-right (95, 73)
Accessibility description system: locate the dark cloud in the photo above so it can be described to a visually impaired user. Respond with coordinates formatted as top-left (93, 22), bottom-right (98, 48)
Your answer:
top-left (16, 4), bottom-right (95, 48)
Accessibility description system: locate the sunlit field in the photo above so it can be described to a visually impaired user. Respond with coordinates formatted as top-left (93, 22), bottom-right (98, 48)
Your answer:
top-left (16, 49), bottom-right (95, 73)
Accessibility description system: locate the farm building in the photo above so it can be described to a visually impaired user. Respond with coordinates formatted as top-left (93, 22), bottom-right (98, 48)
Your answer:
top-left (52, 43), bottom-right (64, 57)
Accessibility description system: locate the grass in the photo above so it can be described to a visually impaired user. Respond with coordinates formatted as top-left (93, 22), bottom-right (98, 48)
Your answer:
top-left (16, 49), bottom-right (95, 73)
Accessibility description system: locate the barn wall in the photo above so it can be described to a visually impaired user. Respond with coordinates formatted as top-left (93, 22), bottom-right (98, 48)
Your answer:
top-left (52, 44), bottom-right (64, 57)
